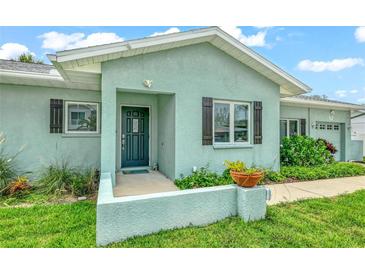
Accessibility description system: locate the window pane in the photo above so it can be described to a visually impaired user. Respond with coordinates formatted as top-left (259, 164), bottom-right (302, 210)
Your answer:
top-left (234, 104), bottom-right (248, 142)
top-left (67, 103), bottom-right (97, 132)
top-left (280, 120), bottom-right (287, 140)
top-left (214, 103), bottom-right (230, 143)
top-left (289, 120), bottom-right (298, 136)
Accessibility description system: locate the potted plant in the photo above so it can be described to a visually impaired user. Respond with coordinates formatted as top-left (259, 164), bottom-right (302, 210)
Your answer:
top-left (224, 160), bottom-right (263, 188)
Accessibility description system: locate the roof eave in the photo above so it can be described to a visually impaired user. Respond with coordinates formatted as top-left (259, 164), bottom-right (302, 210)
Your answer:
top-left (281, 97), bottom-right (365, 111)
top-left (48, 27), bottom-right (311, 96)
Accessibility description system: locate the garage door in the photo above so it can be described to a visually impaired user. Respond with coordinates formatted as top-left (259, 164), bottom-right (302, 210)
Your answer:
top-left (313, 122), bottom-right (343, 161)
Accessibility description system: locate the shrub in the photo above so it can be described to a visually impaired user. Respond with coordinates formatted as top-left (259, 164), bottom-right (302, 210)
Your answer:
top-left (280, 135), bottom-right (334, 167)
top-left (7, 176), bottom-right (31, 195)
top-left (70, 168), bottom-right (99, 196)
top-left (36, 162), bottom-right (99, 196)
top-left (317, 138), bottom-right (337, 154)
top-left (175, 167), bottom-right (231, 190)
top-left (0, 133), bottom-right (23, 195)
top-left (263, 170), bottom-right (286, 182)
top-left (280, 162), bottom-right (365, 181)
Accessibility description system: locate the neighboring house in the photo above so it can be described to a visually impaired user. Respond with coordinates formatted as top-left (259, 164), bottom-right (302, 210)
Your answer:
top-left (0, 27), bottom-right (364, 183)
top-left (351, 111), bottom-right (365, 157)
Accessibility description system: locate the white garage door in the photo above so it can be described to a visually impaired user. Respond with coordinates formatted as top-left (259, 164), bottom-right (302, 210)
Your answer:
top-left (313, 122), bottom-right (343, 161)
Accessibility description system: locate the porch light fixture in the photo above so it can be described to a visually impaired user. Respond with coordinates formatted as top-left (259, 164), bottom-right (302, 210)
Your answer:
top-left (329, 110), bottom-right (335, 121)
top-left (143, 79), bottom-right (153, 88)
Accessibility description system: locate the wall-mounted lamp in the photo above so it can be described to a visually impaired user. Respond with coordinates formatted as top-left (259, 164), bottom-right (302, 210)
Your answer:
top-left (143, 79), bottom-right (153, 88)
top-left (329, 110), bottom-right (335, 121)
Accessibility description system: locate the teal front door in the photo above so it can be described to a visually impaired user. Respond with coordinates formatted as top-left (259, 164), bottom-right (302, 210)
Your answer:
top-left (121, 106), bottom-right (149, 167)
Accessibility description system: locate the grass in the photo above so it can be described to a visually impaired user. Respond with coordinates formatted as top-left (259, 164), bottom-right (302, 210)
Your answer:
top-left (1, 190), bottom-right (365, 247)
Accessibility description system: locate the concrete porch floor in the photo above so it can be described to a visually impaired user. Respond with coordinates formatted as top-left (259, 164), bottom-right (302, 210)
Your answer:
top-left (114, 170), bottom-right (179, 197)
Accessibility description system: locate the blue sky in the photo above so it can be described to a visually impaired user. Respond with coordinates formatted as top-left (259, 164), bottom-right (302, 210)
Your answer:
top-left (0, 26), bottom-right (364, 104)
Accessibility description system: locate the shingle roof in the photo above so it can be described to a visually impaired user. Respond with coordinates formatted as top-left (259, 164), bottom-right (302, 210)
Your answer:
top-left (294, 95), bottom-right (362, 107)
top-left (0, 59), bottom-right (55, 74)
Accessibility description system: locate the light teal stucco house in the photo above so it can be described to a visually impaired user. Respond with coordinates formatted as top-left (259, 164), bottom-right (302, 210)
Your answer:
top-left (0, 27), bottom-right (364, 184)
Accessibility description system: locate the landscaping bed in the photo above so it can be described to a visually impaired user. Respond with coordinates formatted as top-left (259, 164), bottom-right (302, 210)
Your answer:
top-left (1, 190), bottom-right (365, 247)
top-left (175, 162), bottom-right (365, 190)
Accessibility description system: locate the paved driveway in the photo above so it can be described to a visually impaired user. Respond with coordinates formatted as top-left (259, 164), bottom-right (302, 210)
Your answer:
top-left (267, 176), bottom-right (365, 205)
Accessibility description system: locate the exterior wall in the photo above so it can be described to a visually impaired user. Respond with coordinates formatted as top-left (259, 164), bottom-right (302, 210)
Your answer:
top-left (157, 94), bottom-right (176, 179)
top-left (96, 172), bottom-right (270, 246)
top-left (102, 43), bottom-right (281, 179)
top-left (350, 140), bottom-right (363, 161)
top-left (280, 104), bottom-right (352, 161)
top-left (0, 84), bottom-right (101, 176)
top-left (116, 91), bottom-right (159, 170)
top-left (351, 115), bottom-right (365, 156)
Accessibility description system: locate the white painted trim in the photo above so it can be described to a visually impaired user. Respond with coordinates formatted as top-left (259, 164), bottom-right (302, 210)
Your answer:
top-left (213, 99), bottom-right (251, 146)
top-left (120, 104), bottom-right (152, 169)
top-left (50, 27), bottom-right (310, 95)
top-left (280, 119), bottom-right (300, 137)
top-left (281, 97), bottom-right (365, 111)
top-left (0, 69), bottom-right (62, 80)
top-left (64, 101), bottom-right (100, 134)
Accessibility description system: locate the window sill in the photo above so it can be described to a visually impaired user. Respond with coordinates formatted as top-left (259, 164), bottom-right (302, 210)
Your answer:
top-left (61, 134), bottom-right (101, 138)
top-left (213, 144), bottom-right (253, 149)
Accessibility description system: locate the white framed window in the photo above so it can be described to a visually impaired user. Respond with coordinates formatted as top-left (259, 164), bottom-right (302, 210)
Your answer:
top-left (213, 100), bottom-right (250, 145)
top-left (65, 101), bottom-right (100, 134)
top-left (280, 119), bottom-right (300, 139)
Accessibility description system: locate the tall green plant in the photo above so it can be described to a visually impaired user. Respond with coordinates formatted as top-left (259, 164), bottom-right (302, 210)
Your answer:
top-left (280, 135), bottom-right (334, 167)
top-left (36, 161), bottom-right (98, 196)
top-left (0, 133), bottom-right (23, 195)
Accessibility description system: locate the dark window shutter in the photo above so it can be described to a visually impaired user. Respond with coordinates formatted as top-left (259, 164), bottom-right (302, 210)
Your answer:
top-left (202, 97), bottom-right (213, 145)
top-left (50, 99), bottom-right (63, 133)
top-left (300, 119), bottom-right (306, 136)
top-left (253, 101), bottom-right (263, 144)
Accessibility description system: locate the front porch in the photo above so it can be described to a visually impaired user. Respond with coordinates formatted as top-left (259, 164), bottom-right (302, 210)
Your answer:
top-left (114, 170), bottom-right (178, 197)
top-left (100, 88), bottom-right (176, 194)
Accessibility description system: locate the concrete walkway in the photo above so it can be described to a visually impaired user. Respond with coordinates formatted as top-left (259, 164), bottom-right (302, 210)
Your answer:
top-left (267, 176), bottom-right (365, 205)
top-left (114, 170), bottom-right (178, 197)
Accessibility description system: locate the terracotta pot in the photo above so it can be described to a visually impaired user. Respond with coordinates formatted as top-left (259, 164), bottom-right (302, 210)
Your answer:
top-left (230, 170), bottom-right (263, 188)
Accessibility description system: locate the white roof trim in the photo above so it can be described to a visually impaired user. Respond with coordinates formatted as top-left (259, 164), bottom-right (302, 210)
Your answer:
top-left (50, 27), bottom-right (311, 95)
top-left (0, 69), bottom-right (100, 91)
top-left (281, 97), bottom-right (365, 111)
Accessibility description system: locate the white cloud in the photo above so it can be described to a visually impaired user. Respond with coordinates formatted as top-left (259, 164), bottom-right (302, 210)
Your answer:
top-left (297, 58), bottom-right (364, 72)
top-left (355, 27), bottom-right (365, 43)
top-left (349, 89), bottom-right (359, 94)
top-left (0, 43), bottom-right (33, 60)
top-left (149, 27), bottom-right (180, 37)
top-left (220, 26), bottom-right (268, 47)
top-left (39, 31), bottom-right (124, 51)
top-left (335, 90), bottom-right (348, 98)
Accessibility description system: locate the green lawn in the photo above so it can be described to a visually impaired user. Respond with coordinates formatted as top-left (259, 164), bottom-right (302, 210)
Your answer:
top-left (1, 191), bottom-right (365, 247)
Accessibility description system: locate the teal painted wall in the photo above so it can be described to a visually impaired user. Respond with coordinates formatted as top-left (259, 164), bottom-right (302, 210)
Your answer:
top-left (157, 94), bottom-right (175, 179)
top-left (280, 104), bottom-right (352, 161)
top-left (102, 43), bottom-right (281, 179)
top-left (0, 84), bottom-right (101, 176)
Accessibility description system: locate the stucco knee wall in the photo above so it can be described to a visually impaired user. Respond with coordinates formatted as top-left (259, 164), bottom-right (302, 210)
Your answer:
top-left (96, 172), bottom-right (270, 246)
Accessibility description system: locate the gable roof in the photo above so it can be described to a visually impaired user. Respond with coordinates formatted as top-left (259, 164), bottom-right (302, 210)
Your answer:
top-left (281, 95), bottom-right (365, 111)
top-left (48, 26), bottom-right (311, 96)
